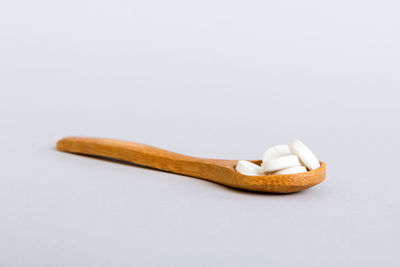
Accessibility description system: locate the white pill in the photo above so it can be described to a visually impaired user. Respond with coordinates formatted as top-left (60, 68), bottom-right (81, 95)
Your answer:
top-left (262, 145), bottom-right (292, 162)
top-left (235, 160), bottom-right (263, 176)
top-left (261, 155), bottom-right (301, 173)
top-left (289, 139), bottom-right (320, 170)
top-left (273, 166), bottom-right (307, 175)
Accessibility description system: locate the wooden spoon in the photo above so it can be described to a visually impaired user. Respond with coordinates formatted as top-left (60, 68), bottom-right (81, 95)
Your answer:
top-left (56, 137), bottom-right (326, 193)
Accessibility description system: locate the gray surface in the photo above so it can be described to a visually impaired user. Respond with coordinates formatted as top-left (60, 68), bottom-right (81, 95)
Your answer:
top-left (1, 0), bottom-right (400, 266)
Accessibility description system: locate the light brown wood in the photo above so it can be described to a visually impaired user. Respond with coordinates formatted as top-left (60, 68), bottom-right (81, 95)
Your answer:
top-left (56, 137), bottom-right (326, 193)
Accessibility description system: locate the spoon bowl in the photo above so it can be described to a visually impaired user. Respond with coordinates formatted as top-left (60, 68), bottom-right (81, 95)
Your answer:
top-left (57, 137), bottom-right (326, 193)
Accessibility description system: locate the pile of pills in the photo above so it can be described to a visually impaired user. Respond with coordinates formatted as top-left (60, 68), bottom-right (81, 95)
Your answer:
top-left (235, 139), bottom-right (320, 176)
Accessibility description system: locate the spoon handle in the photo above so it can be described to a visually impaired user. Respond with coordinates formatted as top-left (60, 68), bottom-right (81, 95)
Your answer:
top-left (56, 137), bottom-right (215, 177)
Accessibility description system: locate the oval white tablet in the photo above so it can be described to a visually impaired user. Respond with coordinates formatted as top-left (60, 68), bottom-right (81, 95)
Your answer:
top-left (261, 155), bottom-right (300, 173)
top-left (235, 160), bottom-right (262, 176)
top-left (289, 139), bottom-right (320, 170)
top-left (273, 166), bottom-right (307, 175)
top-left (262, 145), bottom-right (292, 162)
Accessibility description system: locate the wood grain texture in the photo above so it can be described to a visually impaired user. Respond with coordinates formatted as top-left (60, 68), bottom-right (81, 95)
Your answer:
top-left (56, 137), bottom-right (326, 193)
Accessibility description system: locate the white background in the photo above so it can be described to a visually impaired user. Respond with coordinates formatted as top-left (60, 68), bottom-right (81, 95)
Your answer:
top-left (1, 0), bottom-right (399, 266)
